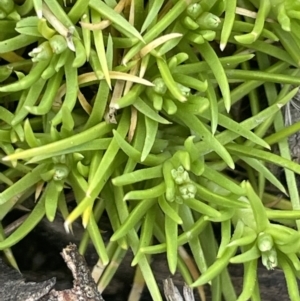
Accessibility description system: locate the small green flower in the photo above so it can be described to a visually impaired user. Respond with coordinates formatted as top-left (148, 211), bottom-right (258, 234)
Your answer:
top-left (179, 183), bottom-right (197, 199)
top-left (171, 166), bottom-right (190, 185)
top-left (53, 164), bottom-right (69, 181)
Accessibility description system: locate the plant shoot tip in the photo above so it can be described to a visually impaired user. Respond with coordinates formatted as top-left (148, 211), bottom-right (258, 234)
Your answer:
top-left (37, 11), bottom-right (43, 19)
top-left (64, 221), bottom-right (71, 233)
top-left (220, 43), bottom-right (226, 51)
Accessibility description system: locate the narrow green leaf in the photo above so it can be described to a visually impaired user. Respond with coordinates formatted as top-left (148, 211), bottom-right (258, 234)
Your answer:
top-left (176, 110), bottom-right (235, 169)
top-left (141, 0), bottom-right (164, 33)
top-left (134, 97), bottom-right (171, 124)
top-left (239, 156), bottom-right (287, 195)
top-left (227, 143), bottom-right (300, 175)
top-left (0, 197), bottom-right (45, 250)
top-left (112, 165), bottom-right (162, 186)
top-left (196, 41), bottom-right (231, 111)
top-left (217, 114), bottom-right (270, 149)
top-left (91, 9), bottom-right (111, 88)
top-left (142, 116), bottom-right (158, 161)
top-left (242, 181), bottom-right (269, 233)
top-left (89, 0), bottom-right (144, 42)
top-left (165, 202), bottom-right (179, 274)
top-left (45, 181), bottom-right (61, 222)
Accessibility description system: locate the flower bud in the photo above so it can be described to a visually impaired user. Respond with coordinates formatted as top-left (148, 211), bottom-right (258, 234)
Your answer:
top-left (171, 166), bottom-right (190, 185)
top-left (0, 0), bottom-right (14, 15)
top-left (153, 77), bottom-right (167, 95)
top-left (261, 248), bottom-right (277, 270)
top-left (49, 35), bottom-right (68, 54)
top-left (257, 232), bottom-right (274, 252)
top-left (196, 12), bottom-right (220, 30)
top-left (186, 3), bottom-right (202, 20)
top-left (29, 41), bottom-right (53, 62)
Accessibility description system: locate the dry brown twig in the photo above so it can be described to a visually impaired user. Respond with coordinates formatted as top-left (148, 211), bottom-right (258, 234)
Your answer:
top-left (163, 278), bottom-right (195, 301)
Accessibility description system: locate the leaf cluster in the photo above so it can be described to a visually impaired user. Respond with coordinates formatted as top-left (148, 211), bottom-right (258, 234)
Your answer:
top-left (1, 0), bottom-right (300, 300)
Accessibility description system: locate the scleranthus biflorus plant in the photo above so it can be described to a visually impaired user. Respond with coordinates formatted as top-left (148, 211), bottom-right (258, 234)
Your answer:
top-left (2, 0), bottom-right (300, 300)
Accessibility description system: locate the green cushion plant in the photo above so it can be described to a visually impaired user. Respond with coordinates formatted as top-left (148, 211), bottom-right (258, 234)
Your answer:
top-left (1, 0), bottom-right (300, 300)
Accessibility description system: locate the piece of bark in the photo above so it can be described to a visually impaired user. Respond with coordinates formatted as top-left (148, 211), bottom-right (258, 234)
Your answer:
top-left (0, 244), bottom-right (104, 301)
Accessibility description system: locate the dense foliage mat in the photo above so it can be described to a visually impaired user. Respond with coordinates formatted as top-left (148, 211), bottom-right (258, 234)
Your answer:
top-left (2, 0), bottom-right (300, 300)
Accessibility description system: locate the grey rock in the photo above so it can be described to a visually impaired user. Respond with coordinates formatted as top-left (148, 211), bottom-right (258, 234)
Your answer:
top-left (0, 244), bottom-right (104, 301)
top-left (0, 257), bottom-right (55, 301)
